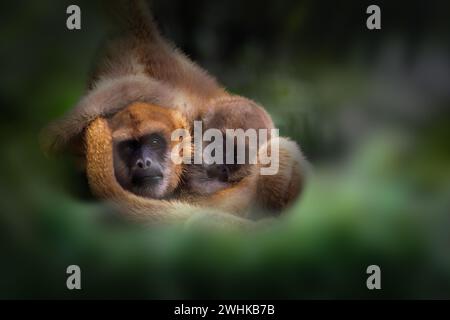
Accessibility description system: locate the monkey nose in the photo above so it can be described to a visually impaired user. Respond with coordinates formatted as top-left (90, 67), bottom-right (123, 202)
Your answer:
top-left (136, 158), bottom-right (152, 170)
top-left (206, 164), bottom-right (229, 182)
top-left (133, 158), bottom-right (163, 184)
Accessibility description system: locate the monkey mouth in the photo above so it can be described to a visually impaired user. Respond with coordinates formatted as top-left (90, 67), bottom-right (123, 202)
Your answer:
top-left (134, 175), bottom-right (164, 185)
top-left (131, 171), bottom-right (164, 188)
top-left (132, 175), bottom-right (168, 199)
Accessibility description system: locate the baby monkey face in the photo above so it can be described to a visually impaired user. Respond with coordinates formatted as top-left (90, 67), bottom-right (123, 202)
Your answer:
top-left (202, 136), bottom-right (240, 182)
top-left (185, 132), bottom-right (251, 196)
top-left (205, 162), bottom-right (229, 182)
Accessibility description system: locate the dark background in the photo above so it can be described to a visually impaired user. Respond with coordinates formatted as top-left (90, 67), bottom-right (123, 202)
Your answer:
top-left (0, 0), bottom-right (449, 298)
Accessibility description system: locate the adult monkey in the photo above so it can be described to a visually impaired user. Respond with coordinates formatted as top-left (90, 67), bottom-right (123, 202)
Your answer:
top-left (42, 0), bottom-right (306, 221)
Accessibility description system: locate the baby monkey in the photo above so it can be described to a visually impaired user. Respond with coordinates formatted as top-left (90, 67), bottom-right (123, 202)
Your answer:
top-left (183, 97), bottom-right (305, 213)
top-left (183, 96), bottom-right (275, 196)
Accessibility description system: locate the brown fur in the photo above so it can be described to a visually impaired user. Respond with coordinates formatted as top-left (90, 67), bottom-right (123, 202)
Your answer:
top-left (86, 116), bottom-right (255, 224)
top-left (184, 95), bottom-right (275, 195)
top-left (257, 137), bottom-right (307, 213)
top-left (108, 102), bottom-right (189, 198)
top-left (85, 99), bottom-right (305, 218)
top-left (42, 0), bottom-right (306, 222)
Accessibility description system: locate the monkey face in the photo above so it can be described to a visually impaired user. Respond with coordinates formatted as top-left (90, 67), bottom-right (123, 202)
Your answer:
top-left (114, 133), bottom-right (168, 197)
top-left (186, 98), bottom-right (272, 195)
top-left (108, 102), bottom-right (188, 199)
top-left (184, 163), bottom-right (231, 196)
top-left (185, 128), bottom-right (253, 196)
top-left (203, 137), bottom-right (241, 183)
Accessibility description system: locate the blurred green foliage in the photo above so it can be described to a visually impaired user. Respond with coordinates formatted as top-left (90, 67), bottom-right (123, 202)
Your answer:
top-left (0, 0), bottom-right (449, 298)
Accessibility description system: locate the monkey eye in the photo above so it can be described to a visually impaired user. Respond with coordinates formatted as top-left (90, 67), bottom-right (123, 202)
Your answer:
top-left (119, 140), bottom-right (139, 154)
top-left (147, 134), bottom-right (164, 148)
top-left (151, 137), bottom-right (160, 145)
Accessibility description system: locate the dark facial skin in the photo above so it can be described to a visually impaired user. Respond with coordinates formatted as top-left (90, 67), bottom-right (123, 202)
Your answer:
top-left (203, 135), bottom-right (239, 182)
top-left (205, 163), bottom-right (229, 182)
top-left (114, 132), bottom-right (169, 198)
top-left (188, 101), bottom-right (273, 195)
top-left (185, 131), bottom-right (250, 196)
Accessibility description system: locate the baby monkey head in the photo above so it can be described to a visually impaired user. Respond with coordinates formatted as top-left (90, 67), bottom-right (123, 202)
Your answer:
top-left (186, 96), bottom-right (275, 196)
top-left (108, 102), bottom-right (188, 199)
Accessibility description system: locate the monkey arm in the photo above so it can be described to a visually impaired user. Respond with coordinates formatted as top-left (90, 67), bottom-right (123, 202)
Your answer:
top-left (41, 0), bottom-right (226, 157)
top-left (41, 75), bottom-right (176, 156)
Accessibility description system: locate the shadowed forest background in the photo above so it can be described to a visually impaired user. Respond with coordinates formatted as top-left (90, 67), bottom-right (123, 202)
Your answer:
top-left (0, 0), bottom-right (449, 298)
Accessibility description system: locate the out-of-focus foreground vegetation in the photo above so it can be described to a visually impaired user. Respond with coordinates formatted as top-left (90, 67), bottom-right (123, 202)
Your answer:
top-left (0, 0), bottom-right (449, 298)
